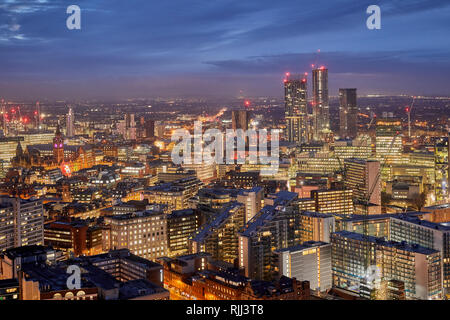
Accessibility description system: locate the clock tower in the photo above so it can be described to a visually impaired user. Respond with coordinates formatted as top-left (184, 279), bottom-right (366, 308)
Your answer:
top-left (53, 124), bottom-right (64, 164)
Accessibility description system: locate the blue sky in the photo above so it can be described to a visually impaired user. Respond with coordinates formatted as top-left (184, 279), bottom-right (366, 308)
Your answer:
top-left (1, 0), bottom-right (450, 100)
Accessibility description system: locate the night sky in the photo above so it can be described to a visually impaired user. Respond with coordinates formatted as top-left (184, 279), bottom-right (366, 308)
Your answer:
top-left (1, 0), bottom-right (450, 100)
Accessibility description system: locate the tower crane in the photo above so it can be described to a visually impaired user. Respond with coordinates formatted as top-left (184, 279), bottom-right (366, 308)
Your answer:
top-left (336, 111), bottom-right (376, 172)
top-left (406, 96), bottom-right (416, 140)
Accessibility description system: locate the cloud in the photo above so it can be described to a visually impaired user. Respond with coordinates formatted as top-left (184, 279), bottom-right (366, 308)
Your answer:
top-left (0, 0), bottom-right (450, 99)
top-left (205, 50), bottom-right (450, 75)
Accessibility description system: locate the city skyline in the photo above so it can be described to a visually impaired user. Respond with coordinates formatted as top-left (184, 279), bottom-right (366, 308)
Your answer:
top-left (1, 0), bottom-right (450, 99)
top-left (0, 0), bottom-right (449, 304)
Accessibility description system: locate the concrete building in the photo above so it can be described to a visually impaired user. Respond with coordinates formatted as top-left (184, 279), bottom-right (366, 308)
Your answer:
top-left (311, 189), bottom-right (354, 215)
top-left (331, 231), bottom-right (442, 300)
top-left (103, 210), bottom-right (168, 261)
top-left (167, 209), bottom-right (203, 257)
top-left (144, 177), bottom-right (202, 211)
top-left (238, 191), bottom-right (300, 280)
top-left (236, 186), bottom-right (263, 223)
top-left (0, 196), bottom-right (44, 248)
top-left (275, 241), bottom-right (332, 291)
top-left (190, 202), bottom-right (245, 264)
top-left (344, 158), bottom-right (382, 212)
top-left (390, 215), bottom-right (450, 296)
top-left (299, 211), bottom-right (335, 243)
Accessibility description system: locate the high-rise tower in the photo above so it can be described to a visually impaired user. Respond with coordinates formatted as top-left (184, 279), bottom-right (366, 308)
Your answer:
top-left (66, 106), bottom-right (74, 137)
top-left (312, 67), bottom-right (330, 140)
top-left (284, 73), bottom-right (309, 144)
top-left (231, 110), bottom-right (249, 131)
top-left (339, 89), bottom-right (358, 139)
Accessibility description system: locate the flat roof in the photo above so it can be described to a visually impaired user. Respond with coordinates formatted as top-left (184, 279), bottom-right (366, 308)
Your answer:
top-left (275, 241), bottom-right (330, 253)
top-left (333, 231), bottom-right (439, 255)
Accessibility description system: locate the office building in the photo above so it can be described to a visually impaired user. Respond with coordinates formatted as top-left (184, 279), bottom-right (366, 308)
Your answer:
top-left (375, 117), bottom-right (403, 165)
top-left (167, 209), bottom-right (203, 257)
top-left (44, 220), bottom-right (103, 257)
top-left (236, 186), bottom-right (263, 223)
top-left (299, 211), bottom-right (335, 243)
top-left (103, 210), bottom-right (168, 261)
top-left (331, 231), bottom-right (442, 300)
top-left (333, 139), bottom-right (372, 160)
top-left (238, 191), bottom-right (300, 280)
top-left (81, 249), bottom-right (164, 286)
top-left (145, 177), bottom-right (202, 211)
top-left (335, 214), bottom-right (392, 238)
top-left (190, 202), bottom-right (245, 264)
top-left (275, 241), bottom-right (332, 291)
top-left (390, 215), bottom-right (450, 295)
top-left (0, 203), bottom-right (14, 251)
top-left (0, 196), bottom-right (44, 248)
top-left (0, 245), bottom-right (63, 280)
top-left (344, 158), bottom-right (381, 207)
top-left (339, 89), bottom-right (358, 139)
top-left (311, 189), bottom-right (354, 215)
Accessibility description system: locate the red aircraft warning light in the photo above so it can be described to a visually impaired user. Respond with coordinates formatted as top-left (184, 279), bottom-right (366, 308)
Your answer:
top-left (244, 100), bottom-right (251, 107)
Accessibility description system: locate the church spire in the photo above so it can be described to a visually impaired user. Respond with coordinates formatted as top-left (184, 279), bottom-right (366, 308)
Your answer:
top-left (16, 140), bottom-right (23, 157)
top-left (55, 122), bottom-right (61, 136)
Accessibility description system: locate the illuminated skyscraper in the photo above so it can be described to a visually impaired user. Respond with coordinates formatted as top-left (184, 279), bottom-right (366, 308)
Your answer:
top-left (284, 73), bottom-right (308, 143)
top-left (66, 106), bottom-right (74, 137)
top-left (339, 88), bottom-right (358, 139)
top-left (312, 67), bottom-right (330, 140)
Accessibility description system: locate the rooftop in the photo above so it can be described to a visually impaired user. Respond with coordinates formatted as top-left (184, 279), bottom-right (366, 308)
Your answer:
top-left (191, 202), bottom-right (242, 242)
top-left (333, 231), bottom-right (440, 255)
top-left (392, 215), bottom-right (450, 232)
top-left (275, 241), bottom-right (330, 253)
